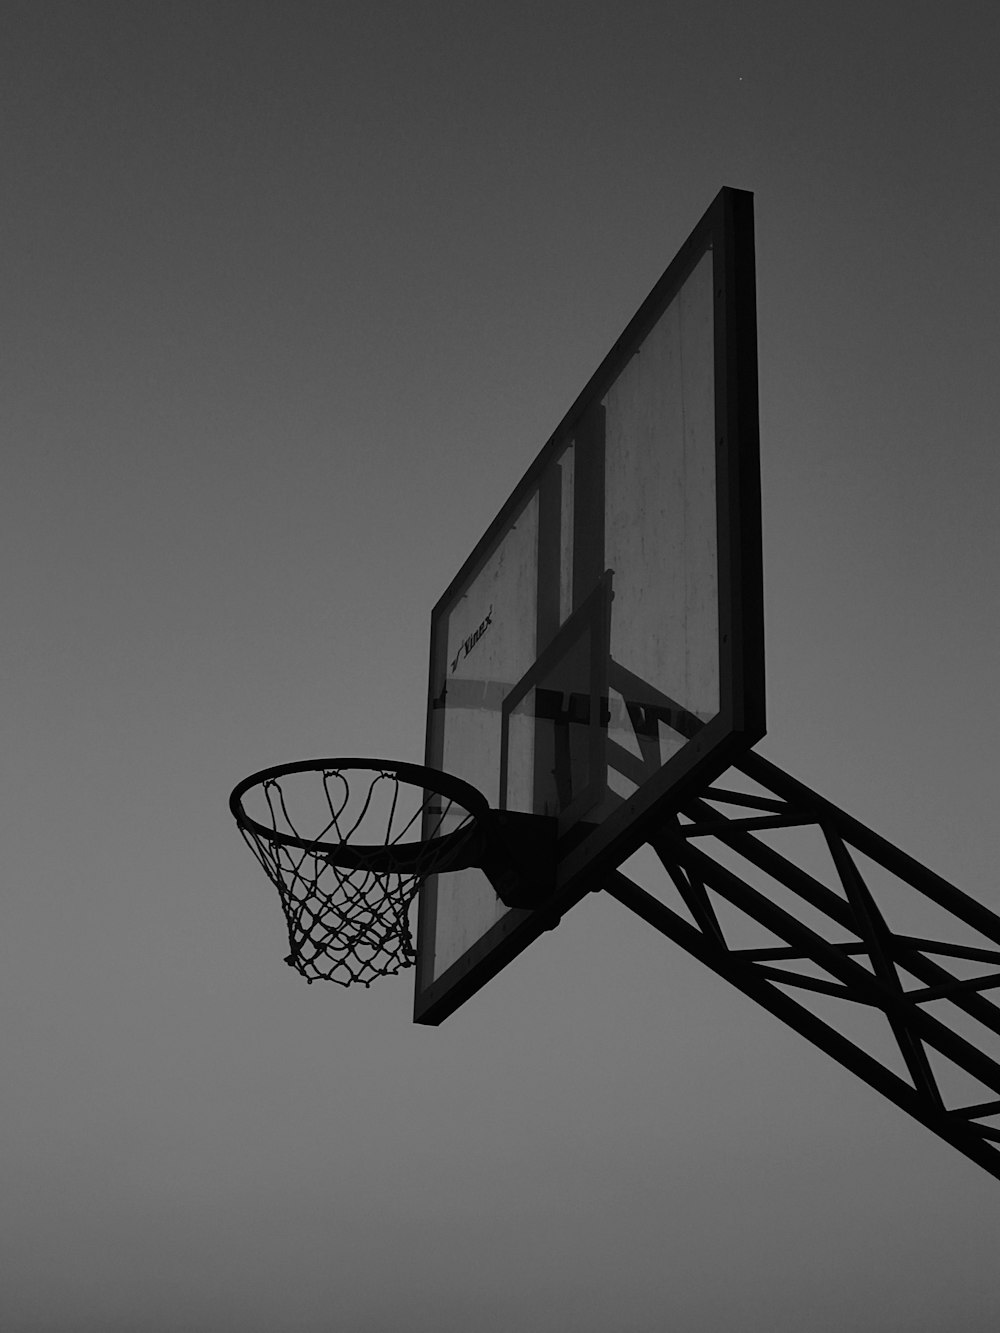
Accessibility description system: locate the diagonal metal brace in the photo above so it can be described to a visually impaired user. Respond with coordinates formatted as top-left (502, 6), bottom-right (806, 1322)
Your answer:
top-left (601, 750), bottom-right (1000, 1183)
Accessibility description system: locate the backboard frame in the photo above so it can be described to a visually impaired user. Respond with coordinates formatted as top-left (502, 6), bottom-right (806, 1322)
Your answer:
top-left (414, 187), bottom-right (763, 1025)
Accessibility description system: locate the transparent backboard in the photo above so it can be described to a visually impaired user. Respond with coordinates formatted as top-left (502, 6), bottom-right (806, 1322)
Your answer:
top-left (415, 188), bottom-right (763, 1024)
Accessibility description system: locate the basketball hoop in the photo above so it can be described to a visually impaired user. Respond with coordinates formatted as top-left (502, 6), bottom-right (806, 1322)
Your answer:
top-left (230, 759), bottom-right (488, 986)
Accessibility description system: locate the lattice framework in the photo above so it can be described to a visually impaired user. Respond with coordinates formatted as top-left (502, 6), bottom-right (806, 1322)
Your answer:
top-left (606, 751), bottom-right (1000, 1180)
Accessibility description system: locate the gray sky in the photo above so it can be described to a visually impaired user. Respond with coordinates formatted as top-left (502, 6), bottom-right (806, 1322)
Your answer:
top-left (3, 3), bottom-right (999, 1329)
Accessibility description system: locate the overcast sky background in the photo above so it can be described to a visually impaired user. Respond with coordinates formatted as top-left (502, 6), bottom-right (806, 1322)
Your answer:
top-left (3, 3), bottom-right (999, 1330)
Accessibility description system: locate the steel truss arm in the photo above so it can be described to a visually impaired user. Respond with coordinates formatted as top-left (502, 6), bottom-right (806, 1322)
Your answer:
top-left (603, 750), bottom-right (1000, 1181)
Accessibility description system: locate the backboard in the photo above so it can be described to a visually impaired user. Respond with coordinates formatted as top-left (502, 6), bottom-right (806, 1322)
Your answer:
top-left (414, 187), bottom-right (763, 1024)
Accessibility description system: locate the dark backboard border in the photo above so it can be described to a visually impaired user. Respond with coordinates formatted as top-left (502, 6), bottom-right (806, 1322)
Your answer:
top-left (414, 187), bottom-right (763, 1025)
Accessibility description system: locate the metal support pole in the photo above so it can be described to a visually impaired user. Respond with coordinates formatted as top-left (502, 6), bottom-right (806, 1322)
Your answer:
top-left (603, 750), bottom-right (1000, 1182)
